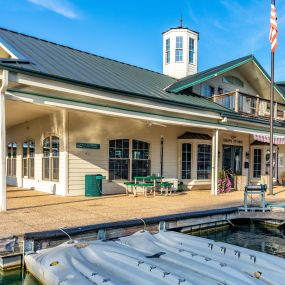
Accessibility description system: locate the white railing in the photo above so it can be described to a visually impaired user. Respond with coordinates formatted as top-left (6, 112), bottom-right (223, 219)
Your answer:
top-left (210, 91), bottom-right (285, 120)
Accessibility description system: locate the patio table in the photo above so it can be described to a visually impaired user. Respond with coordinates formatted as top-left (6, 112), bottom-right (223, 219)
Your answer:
top-left (126, 176), bottom-right (164, 197)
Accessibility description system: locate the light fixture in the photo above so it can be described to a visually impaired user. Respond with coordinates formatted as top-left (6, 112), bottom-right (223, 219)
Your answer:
top-left (147, 121), bottom-right (167, 128)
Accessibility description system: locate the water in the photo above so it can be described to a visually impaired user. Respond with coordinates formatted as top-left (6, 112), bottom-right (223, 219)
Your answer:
top-left (2, 220), bottom-right (285, 284)
top-left (0, 269), bottom-right (40, 285)
top-left (195, 219), bottom-right (285, 258)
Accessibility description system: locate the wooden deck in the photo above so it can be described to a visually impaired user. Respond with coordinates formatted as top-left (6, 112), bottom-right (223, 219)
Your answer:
top-left (2, 186), bottom-right (285, 237)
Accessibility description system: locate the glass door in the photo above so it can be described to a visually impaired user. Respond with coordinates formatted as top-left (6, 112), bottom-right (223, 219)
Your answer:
top-left (222, 145), bottom-right (243, 188)
top-left (265, 148), bottom-right (277, 181)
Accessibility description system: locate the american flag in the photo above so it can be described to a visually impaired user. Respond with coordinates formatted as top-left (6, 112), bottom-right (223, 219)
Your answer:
top-left (269, 0), bottom-right (278, 52)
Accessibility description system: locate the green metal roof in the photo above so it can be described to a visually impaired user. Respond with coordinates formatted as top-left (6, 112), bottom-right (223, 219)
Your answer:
top-left (166, 55), bottom-right (285, 99)
top-left (0, 27), bottom-right (230, 113)
top-left (166, 55), bottom-right (254, 93)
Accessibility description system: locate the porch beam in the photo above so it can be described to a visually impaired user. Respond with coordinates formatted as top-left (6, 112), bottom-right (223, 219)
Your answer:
top-left (7, 91), bottom-right (285, 136)
top-left (0, 70), bottom-right (8, 211)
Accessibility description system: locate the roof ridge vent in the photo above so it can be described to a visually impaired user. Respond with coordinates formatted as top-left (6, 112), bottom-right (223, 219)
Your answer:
top-left (0, 58), bottom-right (32, 64)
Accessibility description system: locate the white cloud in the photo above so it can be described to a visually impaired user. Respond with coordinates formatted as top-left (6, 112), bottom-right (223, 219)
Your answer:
top-left (212, 20), bottom-right (229, 32)
top-left (28, 0), bottom-right (79, 19)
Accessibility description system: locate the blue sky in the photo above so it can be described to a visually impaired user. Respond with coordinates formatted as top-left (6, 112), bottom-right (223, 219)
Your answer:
top-left (1, 0), bottom-right (285, 80)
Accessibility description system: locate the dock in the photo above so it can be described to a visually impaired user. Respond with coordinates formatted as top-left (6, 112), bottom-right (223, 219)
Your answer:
top-left (2, 186), bottom-right (285, 270)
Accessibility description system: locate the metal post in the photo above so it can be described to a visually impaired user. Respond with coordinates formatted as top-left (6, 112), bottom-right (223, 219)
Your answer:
top-left (269, 52), bottom-right (274, 195)
top-left (0, 70), bottom-right (8, 211)
top-left (160, 136), bottom-right (164, 176)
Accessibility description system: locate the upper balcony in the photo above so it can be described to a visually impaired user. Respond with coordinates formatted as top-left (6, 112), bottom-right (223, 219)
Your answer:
top-left (210, 90), bottom-right (285, 121)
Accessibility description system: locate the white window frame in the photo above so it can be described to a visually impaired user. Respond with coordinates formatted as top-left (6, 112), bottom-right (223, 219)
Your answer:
top-left (165, 38), bottom-right (170, 64)
top-left (197, 143), bottom-right (212, 180)
top-left (7, 142), bottom-right (17, 177)
top-left (42, 136), bottom-right (60, 182)
top-left (181, 143), bottom-right (192, 179)
top-left (175, 36), bottom-right (183, 62)
top-left (189, 38), bottom-right (195, 64)
top-left (251, 146), bottom-right (277, 180)
top-left (22, 140), bottom-right (35, 179)
top-left (108, 138), bottom-right (151, 181)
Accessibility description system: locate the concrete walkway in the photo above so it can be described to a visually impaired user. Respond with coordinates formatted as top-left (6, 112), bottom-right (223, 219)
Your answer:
top-left (1, 186), bottom-right (285, 237)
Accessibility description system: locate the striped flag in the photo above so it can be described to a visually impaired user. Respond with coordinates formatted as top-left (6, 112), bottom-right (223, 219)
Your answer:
top-left (269, 0), bottom-right (278, 52)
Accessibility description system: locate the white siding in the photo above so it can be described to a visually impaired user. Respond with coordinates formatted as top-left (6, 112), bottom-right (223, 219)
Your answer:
top-left (67, 111), bottom-right (192, 195)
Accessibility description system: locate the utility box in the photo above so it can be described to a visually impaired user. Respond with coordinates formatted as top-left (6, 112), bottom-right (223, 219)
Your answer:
top-left (85, 174), bottom-right (105, 197)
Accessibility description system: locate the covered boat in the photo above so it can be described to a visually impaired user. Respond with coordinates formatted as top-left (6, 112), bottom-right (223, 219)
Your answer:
top-left (25, 230), bottom-right (285, 285)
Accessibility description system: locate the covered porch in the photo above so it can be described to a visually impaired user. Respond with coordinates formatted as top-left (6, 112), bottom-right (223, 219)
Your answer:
top-left (3, 95), bottom-right (285, 204)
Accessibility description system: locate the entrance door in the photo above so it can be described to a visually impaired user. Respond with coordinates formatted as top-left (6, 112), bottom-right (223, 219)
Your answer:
top-left (222, 145), bottom-right (243, 188)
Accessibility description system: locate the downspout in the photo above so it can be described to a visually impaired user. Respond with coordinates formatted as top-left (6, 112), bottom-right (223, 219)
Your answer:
top-left (0, 70), bottom-right (9, 211)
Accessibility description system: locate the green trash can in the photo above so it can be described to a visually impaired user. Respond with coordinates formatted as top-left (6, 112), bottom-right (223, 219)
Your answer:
top-left (85, 174), bottom-right (105, 197)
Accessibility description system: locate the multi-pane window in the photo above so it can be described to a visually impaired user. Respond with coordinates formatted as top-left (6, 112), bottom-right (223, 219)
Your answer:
top-left (43, 136), bottom-right (59, 181)
top-left (253, 149), bottom-right (261, 178)
top-left (109, 139), bottom-right (151, 180)
top-left (201, 84), bottom-right (215, 97)
top-left (132, 140), bottom-right (150, 178)
top-left (109, 139), bottom-right (130, 180)
top-left (189, 38), bottom-right (195, 64)
top-left (223, 76), bottom-right (244, 88)
top-left (181, 143), bottom-right (191, 179)
top-left (197, 144), bottom-right (211, 179)
top-left (175, 36), bottom-right (183, 62)
top-left (165, 38), bottom-right (170, 64)
top-left (7, 143), bottom-right (17, 177)
top-left (23, 140), bottom-right (35, 179)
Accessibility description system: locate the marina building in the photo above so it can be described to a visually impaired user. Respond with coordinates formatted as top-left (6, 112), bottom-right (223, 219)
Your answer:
top-left (1, 23), bottom-right (285, 211)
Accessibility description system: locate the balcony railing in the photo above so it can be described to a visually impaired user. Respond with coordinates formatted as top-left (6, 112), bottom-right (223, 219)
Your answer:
top-left (210, 91), bottom-right (285, 121)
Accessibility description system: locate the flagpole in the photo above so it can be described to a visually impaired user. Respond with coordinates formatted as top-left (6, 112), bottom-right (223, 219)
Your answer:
top-left (269, 50), bottom-right (274, 195)
top-left (269, 0), bottom-right (277, 196)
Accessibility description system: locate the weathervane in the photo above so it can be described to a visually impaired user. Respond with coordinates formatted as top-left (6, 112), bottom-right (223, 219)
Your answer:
top-left (179, 16), bottom-right (183, 28)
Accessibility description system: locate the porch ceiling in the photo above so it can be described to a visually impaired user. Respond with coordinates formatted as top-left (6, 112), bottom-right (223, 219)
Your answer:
top-left (6, 99), bottom-right (56, 128)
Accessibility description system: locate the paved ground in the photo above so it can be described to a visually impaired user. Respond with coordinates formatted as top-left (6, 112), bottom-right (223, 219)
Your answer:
top-left (1, 186), bottom-right (285, 237)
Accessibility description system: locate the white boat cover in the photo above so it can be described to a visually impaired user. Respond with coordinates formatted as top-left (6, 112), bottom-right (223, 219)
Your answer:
top-left (25, 230), bottom-right (285, 285)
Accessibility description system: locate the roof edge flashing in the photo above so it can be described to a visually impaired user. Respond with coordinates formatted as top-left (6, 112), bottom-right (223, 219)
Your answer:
top-left (0, 38), bottom-right (27, 60)
top-left (166, 55), bottom-right (254, 93)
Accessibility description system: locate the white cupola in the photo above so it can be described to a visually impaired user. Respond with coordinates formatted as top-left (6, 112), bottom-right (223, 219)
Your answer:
top-left (162, 18), bottom-right (199, 79)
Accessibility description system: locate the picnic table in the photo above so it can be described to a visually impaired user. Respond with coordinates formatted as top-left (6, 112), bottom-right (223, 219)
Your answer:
top-left (124, 176), bottom-right (174, 197)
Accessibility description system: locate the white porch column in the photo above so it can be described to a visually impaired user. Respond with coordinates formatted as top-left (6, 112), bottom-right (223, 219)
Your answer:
top-left (214, 129), bottom-right (219, 195)
top-left (62, 109), bottom-right (69, 196)
top-left (0, 70), bottom-right (8, 211)
top-left (211, 129), bottom-right (219, 195)
top-left (211, 131), bottom-right (216, 194)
